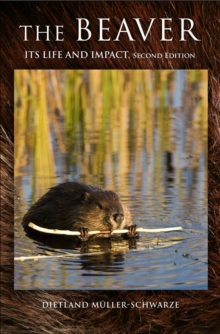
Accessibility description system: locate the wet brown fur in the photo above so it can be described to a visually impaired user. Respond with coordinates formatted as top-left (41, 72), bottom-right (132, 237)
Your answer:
top-left (1, 1), bottom-right (220, 333)
top-left (22, 182), bottom-right (132, 232)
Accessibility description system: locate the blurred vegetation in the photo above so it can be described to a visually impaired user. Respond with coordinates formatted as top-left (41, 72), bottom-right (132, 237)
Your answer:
top-left (14, 69), bottom-right (208, 202)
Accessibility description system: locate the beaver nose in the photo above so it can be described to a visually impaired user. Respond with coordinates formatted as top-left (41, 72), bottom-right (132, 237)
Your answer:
top-left (114, 213), bottom-right (124, 224)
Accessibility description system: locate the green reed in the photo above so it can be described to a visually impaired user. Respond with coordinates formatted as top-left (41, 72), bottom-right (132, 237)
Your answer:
top-left (14, 70), bottom-right (56, 200)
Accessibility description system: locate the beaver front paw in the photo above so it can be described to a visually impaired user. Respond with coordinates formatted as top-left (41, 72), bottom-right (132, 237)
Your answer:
top-left (127, 224), bottom-right (139, 238)
top-left (78, 227), bottom-right (90, 241)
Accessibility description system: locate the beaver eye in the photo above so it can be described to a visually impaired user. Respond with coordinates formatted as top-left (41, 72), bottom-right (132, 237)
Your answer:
top-left (97, 203), bottom-right (103, 209)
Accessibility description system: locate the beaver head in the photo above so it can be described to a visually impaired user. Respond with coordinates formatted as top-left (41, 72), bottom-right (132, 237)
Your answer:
top-left (73, 187), bottom-right (131, 231)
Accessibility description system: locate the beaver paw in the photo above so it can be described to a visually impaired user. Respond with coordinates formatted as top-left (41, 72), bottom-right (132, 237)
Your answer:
top-left (78, 227), bottom-right (90, 241)
top-left (127, 225), bottom-right (138, 238)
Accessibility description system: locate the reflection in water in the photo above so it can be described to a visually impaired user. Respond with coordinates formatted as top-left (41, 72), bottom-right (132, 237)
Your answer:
top-left (14, 69), bottom-right (207, 290)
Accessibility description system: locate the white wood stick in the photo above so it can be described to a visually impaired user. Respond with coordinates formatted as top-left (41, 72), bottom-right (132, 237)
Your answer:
top-left (28, 222), bottom-right (183, 235)
top-left (15, 251), bottom-right (106, 261)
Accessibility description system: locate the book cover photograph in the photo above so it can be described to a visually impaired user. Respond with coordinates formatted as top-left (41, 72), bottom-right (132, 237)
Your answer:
top-left (14, 69), bottom-right (208, 291)
top-left (1, 1), bottom-right (220, 333)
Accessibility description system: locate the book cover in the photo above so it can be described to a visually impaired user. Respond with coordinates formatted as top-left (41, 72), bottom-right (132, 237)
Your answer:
top-left (1, 1), bottom-right (219, 333)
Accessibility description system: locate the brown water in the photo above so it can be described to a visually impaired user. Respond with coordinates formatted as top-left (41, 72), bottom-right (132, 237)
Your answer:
top-left (14, 69), bottom-right (208, 290)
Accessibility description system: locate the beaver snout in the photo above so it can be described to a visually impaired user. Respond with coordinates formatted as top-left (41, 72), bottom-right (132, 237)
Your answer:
top-left (113, 212), bottom-right (125, 225)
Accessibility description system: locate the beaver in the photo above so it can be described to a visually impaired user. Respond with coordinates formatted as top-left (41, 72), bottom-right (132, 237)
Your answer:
top-left (22, 182), bottom-right (138, 240)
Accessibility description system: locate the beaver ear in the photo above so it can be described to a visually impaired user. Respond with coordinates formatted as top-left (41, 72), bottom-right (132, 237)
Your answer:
top-left (80, 191), bottom-right (90, 202)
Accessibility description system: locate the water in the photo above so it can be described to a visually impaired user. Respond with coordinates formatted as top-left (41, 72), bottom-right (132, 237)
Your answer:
top-left (14, 69), bottom-right (208, 290)
top-left (14, 198), bottom-right (207, 290)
